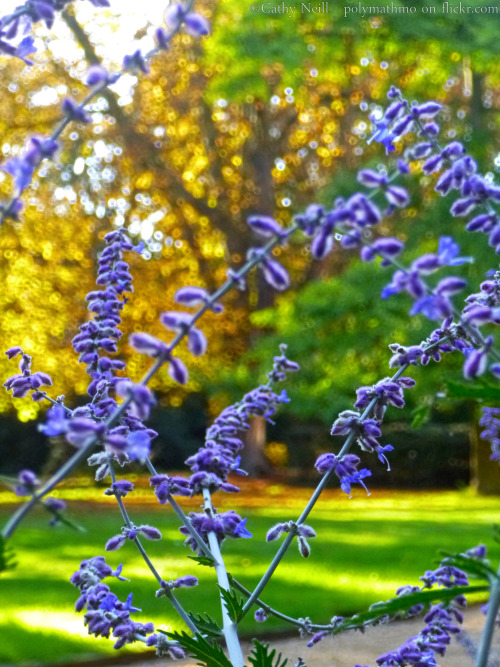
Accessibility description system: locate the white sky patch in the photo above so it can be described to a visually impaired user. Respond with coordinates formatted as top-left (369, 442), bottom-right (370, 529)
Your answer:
top-left (1, 0), bottom-right (175, 66)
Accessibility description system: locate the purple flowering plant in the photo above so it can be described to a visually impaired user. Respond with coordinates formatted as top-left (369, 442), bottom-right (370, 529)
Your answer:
top-left (2, 3), bottom-right (500, 667)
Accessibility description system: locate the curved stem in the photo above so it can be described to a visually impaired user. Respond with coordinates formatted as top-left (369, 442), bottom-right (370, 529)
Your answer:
top-left (0, 0), bottom-right (196, 225)
top-left (240, 337), bottom-right (449, 618)
top-left (3, 224), bottom-right (296, 539)
top-left (144, 458), bottom-right (213, 559)
top-left (109, 465), bottom-right (199, 635)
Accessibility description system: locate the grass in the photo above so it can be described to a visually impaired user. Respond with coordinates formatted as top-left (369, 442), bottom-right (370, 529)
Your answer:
top-left (1, 483), bottom-right (499, 665)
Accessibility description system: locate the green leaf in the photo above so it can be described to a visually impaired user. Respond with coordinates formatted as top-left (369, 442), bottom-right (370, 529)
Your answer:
top-left (166, 631), bottom-right (232, 667)
top-left (186, 612), bottom-right (223, 638)
top-left (0, 535), bottom-right (16, 574)
top-left (188, 555), bottom-right (215, 568)
top-left (217, 585), bottom-right (245, 623)
top-left (445, 380), bottom-right (500, 401)
top-left (438, 552), bottom-right (497, 581)
top-left (410, 404), bottom-right (430, 429)
top-left (247, 639), bottom-right (288, 667)
top-left (334, 585), bottom-right (489, 634)
top-left (45, 506), bottom-right (86, 533)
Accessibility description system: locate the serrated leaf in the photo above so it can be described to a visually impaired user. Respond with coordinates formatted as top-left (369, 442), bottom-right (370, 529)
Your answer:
top-left (218, 585), bottom-right (244, 623)
top-left (166, 631), bottom-right (232, 667)
top-left (446, 380), bottom-right (500, 401)
top-left (186, 611), bottom-right (223, 638)
top-left (188, 555), bottom-right (215, 567)
top-left (410, 404), bottom-right (430, 429)
top-left (0, 535), bottom-right (16, 574)
top-left (334, 584), bottom-right (489, 634)
top-left (247, 639), bottom-right (288, 667)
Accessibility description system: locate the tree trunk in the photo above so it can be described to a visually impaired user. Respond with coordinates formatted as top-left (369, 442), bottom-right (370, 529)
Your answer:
top-left (470, 407), bottom-right (500, 495)
top-left (241, 416), bottom-right (272, 476)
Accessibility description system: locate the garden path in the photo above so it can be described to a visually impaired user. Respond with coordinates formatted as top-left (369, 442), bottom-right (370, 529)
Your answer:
top-left (121, 606), bottom-right (496, 667)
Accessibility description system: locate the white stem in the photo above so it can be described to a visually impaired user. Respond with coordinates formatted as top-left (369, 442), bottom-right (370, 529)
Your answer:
top-left (202, 488), bottom-right (244, 667)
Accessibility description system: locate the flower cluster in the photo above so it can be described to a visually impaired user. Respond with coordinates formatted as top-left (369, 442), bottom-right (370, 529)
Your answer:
top-left (381, 236), bottom-right (471, 321)
top-left (365, 600), bottom-right (465, 667)
top-left (4, 11), bottom-right (500, 663)
top-left (353, 557), bottom-right (469, 667)
top-left (3, 347), bottom-right (53, 400)
top-left (179, 510), bottom-right (252, 553)
top-left (130, 282), bottom-right (226, 384)
top-left (266, 521), bottom-right (316, 558)
top-left (313, 371), bottom-right (418, 498)
top-left (315, 452), bottom-right (372, 497)
top-left (479, 407), bottom-right (500, 463)
top-left (182, 344), bottom-right (299, 497)
top-left (105, 524), bottom-right (162, 552)
top-left (70, 556), bottom-right (155, 649)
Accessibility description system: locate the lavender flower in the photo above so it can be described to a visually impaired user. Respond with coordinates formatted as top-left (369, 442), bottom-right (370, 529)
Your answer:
top-left (14, 469), bottom-right (40, 496)
top-left (266, 521), bottom-right (316, 556)
top-left (149, 474), bottom-right (191, 504)
top-left (70, 557), bottom-right (153, 649)
top-left (179, 510), bottom-right (252, 553)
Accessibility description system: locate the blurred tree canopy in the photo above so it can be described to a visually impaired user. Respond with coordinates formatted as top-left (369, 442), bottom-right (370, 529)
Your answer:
top-left (0, 0), bottom-right (499, 427)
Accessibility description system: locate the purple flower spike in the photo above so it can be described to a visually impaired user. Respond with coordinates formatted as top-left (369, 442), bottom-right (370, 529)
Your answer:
top-left (463, 347), bottom-right (489, 379)
top-left (437, 236), bottom-right (472, 266)
top-left (307, 631), bottom-right (328, 647)
top-left (5, 346), bottom-right (23, 359)
top-left (126, 431), bottom-right (151, 461)
top-left (108, 481), bottom-right (134, 498)
top-left (234, 517), bottom-right (252, 538)
top-left (187, 327), bottom-right (207, 356)
top-left (311, 225), bottom-right (334, 259)
top-left (123, 50), bottom-right (149, 74)
top-left (314, 452), bottom-right (337, 475)
top-left (174, 286), bottom-right (209, 307)
top-left (297, 535), bottom-right (311, 558)
top-left (62, 98), bottom-right (90, 124)
top-left (175, 575), bottom-right (198, 588)
top-left (247, 215), bottom-right (283, 238)
top-left (155, 27), bottom-right (170, 49)
top-left (106, 534), bottom-right (127, 551)
top-left (38, 404), bottom-right (68, 437)
top-left (129, 332), bottom-right (169, 358)
top-left (184, 12), bottom-right (210, 37)
top-left (15, 469), bottom-right (40, 496)
top-left (436, 276), bottom-right (467, 296)
top-left (164, 4), bottom-right (185, 28)
top-left (357, 169), bottom-right (387, 188)
top-left (261, 257), bottom-right (290, 291)
top-left (168, 356), bottom-right (189, 385)
top-left (160, 311), bottom-right (192, 332)
top-left (255, 608), bottom-right (268, 622)
top-left (414, 101), bottom-right (442, 118)
top-left (138, 525), bottom-right (162, 540)
top-left (86, 65), bottom-right (109, 87)
top-left (385, 185), bottom-right (409, 208)
top-left (266, 523), bottom-right (287, 541)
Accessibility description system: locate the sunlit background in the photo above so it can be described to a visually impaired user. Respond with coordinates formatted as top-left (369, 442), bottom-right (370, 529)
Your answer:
top-left (1, 0), bottom-right (500, 662)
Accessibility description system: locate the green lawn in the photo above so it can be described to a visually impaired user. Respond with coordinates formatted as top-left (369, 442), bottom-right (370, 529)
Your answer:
top-left (1, 487), bottom-right (499, 665)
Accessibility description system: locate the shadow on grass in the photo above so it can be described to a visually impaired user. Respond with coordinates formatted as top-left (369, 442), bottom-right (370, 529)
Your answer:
top-left (0, 498), bottom-right (497, 664)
